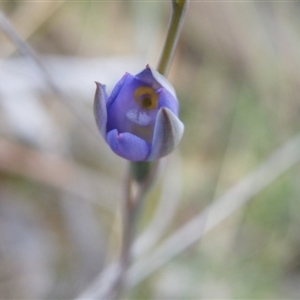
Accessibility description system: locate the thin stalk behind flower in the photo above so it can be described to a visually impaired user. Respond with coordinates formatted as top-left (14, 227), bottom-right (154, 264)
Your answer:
top-left (157, 0), bottom-right (189, 76)
top-left (110, 1), bottom-right (188, 299)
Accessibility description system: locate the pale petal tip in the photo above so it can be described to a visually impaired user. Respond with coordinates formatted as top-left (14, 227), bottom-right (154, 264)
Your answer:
top-left (148, 107), bottom-right (184, 161)
top-left (94, 82), bottom-right (108, 139)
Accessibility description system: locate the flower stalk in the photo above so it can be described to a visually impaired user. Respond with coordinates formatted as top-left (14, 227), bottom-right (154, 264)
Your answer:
top-left (157, 0), bottom-right (189, 76)
top-left (123, 0), bottom-right (188, 292)
top-left (98, 1), bottom-right (188, 298)
top-left (130, 0), bottom-right (188, 182)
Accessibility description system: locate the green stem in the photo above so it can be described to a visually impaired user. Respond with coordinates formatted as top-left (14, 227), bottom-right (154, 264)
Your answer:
top-left (130, 161), bottom-right (152, 183)
top-left (157, 0), bottom-right (189, 76)
top-left (130, 0), bottom-right (188, 183)
top-left (114, 1), bottom-right (189, 297)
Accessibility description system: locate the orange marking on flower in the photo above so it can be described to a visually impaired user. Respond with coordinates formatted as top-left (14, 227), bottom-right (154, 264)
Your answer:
top-left (134, 86), bottom-right (159, 110)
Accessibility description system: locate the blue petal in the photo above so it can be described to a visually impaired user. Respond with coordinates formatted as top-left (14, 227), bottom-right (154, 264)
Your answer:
top-left (107, 129), bottom-right (150, 161)
top-left (148, 67), bottom-right (177, 98)
top-left (136, 66), bottom-right (177, 98)
top-left (107, 73), bottom-right (131, 108)
top-left (158, 87), bottom-right (179, 115)
top-left (148, 108), bottom-right (184, 161)
top-left (94, 82), bottom-right (108, 139)
top-left (107, 76), bottom-right (149, 134)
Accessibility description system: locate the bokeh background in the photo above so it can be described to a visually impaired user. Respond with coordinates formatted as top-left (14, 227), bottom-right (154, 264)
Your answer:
top-left (1, 1), bottom-right (300, 299)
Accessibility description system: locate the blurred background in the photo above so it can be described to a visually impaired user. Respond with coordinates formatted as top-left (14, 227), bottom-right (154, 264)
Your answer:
top-left (1, 1), bottom-right (300, 299)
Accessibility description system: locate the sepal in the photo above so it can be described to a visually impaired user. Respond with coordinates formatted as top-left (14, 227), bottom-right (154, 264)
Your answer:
top-left (148, 107), bottom-right (184, 161)
top-left (94, 82), bottom-right (108, 139)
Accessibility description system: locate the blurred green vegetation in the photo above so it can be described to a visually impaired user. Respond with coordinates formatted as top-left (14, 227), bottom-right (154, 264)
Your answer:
top-left (1, 1), bottom-right (300, 299)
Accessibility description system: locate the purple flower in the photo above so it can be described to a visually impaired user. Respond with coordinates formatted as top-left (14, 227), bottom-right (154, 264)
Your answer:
top-left (94, 65), bottom-right (184, 161)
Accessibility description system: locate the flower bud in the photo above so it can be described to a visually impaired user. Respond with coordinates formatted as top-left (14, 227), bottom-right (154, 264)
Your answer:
top-left (94, 65), bottom-right (184, 161)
